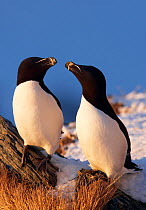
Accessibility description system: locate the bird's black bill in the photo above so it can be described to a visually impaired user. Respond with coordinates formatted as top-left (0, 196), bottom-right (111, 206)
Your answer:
top-left (65, 61), bottom-right (82, 76)
top-left (35, 57), bottom-right (57, 67)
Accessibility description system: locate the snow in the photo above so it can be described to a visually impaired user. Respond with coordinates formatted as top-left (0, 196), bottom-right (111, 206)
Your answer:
top-left (64, 141), bottom-right (86, 161)
top-left (52, 155), bottom-right (90, 186)
top-left (51, 155), bottom-right (90, 195)
top-left (119, 112), bottom-right (146, 203)
top-left (52, 91), bottom-right (146, 203)
top-left (114, 91), bottom-right (146, 114)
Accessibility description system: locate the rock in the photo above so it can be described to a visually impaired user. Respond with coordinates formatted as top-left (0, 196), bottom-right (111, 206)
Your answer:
top-left (0, 115), bottom-right (57, 187)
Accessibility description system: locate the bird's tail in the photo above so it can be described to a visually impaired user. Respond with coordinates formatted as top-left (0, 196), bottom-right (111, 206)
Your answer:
top-left (124, 153), bottom-right (142, 171)
top-left (121, 167), bottom-right (141, 176)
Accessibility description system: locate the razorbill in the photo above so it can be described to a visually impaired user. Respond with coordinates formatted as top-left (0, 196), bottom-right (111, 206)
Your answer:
top-left (13, 57), bottom-right (64, 172)
top-left (65, 61), bottom-right (141, 178)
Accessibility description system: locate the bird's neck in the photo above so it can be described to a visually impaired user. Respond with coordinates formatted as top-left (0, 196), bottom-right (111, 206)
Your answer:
top-left (82, 90), bottom-right (117, 119)
top-left (82, 88), bottom-right (107, 106)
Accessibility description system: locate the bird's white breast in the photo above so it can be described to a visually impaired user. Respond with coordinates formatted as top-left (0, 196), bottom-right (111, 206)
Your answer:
top-left (13, 81), bottom-right (63, 155)
top-left (76, 96), bottom-right (128, 177)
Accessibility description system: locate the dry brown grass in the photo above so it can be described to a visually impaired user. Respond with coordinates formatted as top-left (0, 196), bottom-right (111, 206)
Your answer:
top-left (75, 176), bottom-right (119, 210)
top-left (0, 165), bottom-right (119, 210)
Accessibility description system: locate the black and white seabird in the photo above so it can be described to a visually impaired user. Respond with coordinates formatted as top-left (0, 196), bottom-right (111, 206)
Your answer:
top-left (13, 57), bottom-right (64, 172)
top-left (65, 61), bottom-right (141, 178)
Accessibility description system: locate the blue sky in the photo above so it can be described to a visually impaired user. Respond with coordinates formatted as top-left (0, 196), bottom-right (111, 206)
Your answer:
top-left (0, 1), bottom-right (146, 123)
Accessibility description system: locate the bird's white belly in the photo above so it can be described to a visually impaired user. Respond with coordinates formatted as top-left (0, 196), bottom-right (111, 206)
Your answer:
top-left (76, 96), bottom-right (127, 177)
top-left (13, 81), bottom-right (63, 155)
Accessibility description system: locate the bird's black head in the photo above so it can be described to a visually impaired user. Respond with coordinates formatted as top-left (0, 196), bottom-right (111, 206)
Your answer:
top-left (65, 61), bottom-right (107, 103)
top-left (17, 57), bottom-right (57, 86)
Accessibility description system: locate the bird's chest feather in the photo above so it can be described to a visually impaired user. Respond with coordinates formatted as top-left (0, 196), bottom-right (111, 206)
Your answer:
top-left (76, 96), bottom-right (109, 141)
top-left (13, 81), bottom-right (61, 119)
top-left (13, 81), bottom-right (63, 143)
top-left (76, 96), bottom-right (127, 152)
